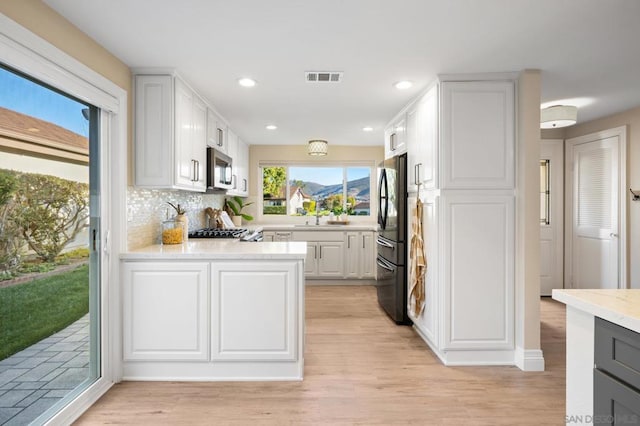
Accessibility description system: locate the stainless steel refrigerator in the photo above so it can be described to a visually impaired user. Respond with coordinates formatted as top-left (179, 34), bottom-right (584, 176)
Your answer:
top-left (376, 153), bottom-right (411, 325)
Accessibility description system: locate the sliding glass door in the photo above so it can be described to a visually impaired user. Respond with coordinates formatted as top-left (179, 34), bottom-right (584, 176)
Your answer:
top-left (0, 64), bottom-right (101, 425)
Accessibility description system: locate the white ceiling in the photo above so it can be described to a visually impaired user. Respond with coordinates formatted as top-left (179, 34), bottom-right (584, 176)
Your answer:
top-left (44, 0), bottom-right (640, 146)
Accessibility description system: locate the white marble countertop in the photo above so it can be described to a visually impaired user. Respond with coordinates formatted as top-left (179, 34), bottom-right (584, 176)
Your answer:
top-left (121, 239), bottom-right (307, 260)
top-left (255, 223), bottom-right (378, 231)
top-left (552, 289), bottom-right (640, 334)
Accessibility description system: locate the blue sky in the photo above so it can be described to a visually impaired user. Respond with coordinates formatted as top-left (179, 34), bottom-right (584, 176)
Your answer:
top-left (0, 67), bottom-right (89, 136)
top-left (290, 166), bottom-right (369, 185)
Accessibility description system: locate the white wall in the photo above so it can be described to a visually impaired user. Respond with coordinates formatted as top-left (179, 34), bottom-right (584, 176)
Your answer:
top-left (544, 105), bottom-right (640, 289)
top-left (0, 152), bottom-right (88, 183)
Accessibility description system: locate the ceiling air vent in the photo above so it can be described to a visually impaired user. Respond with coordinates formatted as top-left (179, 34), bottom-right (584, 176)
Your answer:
top-left (305, 71), bottom-right (343, 83)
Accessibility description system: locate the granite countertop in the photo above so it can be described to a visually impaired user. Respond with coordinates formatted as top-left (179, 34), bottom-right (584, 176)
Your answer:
top-left (121, 239), bottom-right (307, 260)
top-left (552, 289), bottom-right (640, 333)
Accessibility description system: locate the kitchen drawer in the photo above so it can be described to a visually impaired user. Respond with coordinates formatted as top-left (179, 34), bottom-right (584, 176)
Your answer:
top-left (292, 231), bottom-right (343, 242)
top-left (594, 369), bottom-right (640, 424)
top-left (595, 317), bottom-right (640, 391)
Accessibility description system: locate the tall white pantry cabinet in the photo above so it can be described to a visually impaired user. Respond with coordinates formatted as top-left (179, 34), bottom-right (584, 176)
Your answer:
top-left (392, 74), bottom-right (516, 365)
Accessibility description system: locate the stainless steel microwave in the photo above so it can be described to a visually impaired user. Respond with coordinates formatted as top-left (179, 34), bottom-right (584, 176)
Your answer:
top-left (206, 147), bottom-right (233, 192)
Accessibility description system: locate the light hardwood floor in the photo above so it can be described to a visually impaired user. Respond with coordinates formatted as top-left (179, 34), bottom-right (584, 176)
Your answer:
top-left (76, 287), bottom-right (566, 425)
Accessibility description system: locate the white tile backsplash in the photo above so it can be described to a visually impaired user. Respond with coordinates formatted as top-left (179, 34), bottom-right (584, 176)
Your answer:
top-left (127, 187), bottom-right (224, 250)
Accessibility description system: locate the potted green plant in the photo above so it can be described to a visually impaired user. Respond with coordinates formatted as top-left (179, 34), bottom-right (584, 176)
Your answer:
top-left (225, 196), bottom-right (254, 227)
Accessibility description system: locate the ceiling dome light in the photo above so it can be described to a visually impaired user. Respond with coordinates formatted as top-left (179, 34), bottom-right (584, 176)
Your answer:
top-left (362, 126), bottom-right (373, 132)
top-left (238, 78), bottom-right (256, 87)
top-left (265, 124), bottom-right (277, 130)
top-left (541, 105), bottom-right (578, 129)
top-left (308, 140), bottom-right (328, 156)
top-left (394, 80), bottom-right (413, 90)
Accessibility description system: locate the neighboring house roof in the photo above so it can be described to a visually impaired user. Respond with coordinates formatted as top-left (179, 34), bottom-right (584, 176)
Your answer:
top-left (0, 106), bottom-right (89, 164)
top-left (354, 201), bottom-right (370, 209)
top-left (266, 186), bottom-right (312, 201)
top-left (290, 186), bottom-right (311, 199)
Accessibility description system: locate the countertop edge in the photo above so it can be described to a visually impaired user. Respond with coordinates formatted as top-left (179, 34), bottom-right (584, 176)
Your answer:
top-left (120, 240), bottom-right (307, 261)
top-left (552, 289), bottom-right (640, 334)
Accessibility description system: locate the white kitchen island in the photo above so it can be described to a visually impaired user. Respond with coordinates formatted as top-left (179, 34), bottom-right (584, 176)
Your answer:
top-left (552, 289), bottom-right (640, 424)
top-left (120, 240), bottom-right (307, 381)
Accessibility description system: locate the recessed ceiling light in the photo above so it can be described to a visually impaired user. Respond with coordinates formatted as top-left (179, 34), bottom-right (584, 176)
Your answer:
top-left (266, 124), bottom-right (277, 130)
top-left (238, 78), bottom-right (256, 87)
top-left (362, 126), bottom-right (373, 132)
top-left (394, 80), bottom-right (413, 90)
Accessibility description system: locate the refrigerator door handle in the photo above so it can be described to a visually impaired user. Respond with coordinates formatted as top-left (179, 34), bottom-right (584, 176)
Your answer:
top-left (376, 236), bottom-right (394, 249)
top-left (376, 257), bottom-right (395, 272)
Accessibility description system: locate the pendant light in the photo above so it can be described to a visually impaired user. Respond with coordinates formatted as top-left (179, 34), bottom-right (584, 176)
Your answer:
top-left (308, 140), bottom-right (328, 156)
top-left (540, 105), bottom-right (578, 129)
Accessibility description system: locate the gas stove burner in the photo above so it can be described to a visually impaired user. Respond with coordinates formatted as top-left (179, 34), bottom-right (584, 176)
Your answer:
top-left (189, 228), bottom-right (248, 239)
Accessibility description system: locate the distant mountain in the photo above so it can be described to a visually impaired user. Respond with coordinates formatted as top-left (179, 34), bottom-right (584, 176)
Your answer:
top-left (291, 176), bottom-right (370, 200)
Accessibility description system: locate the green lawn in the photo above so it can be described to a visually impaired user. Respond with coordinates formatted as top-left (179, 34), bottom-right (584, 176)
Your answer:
top-left (0, 264), bottom-right (89, 360)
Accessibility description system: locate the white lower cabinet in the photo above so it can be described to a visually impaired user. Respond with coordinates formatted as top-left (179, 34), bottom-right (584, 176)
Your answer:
top-left (283, 229), bottom-right (375, 280)
top-left (121, 258), bottom-right (304, 380)
top-left (211, 261), bottom-right (299, 361)
top-left (303, 241), bottom-right (344, 278)
top-left (407, 192), bottom-right (516, 365)
top-left (122, 262), bottom-right (209, 361)
top-left (316, 242), bottom-right (344, 277)
top-left (345, 231), bottom-right (375, 279)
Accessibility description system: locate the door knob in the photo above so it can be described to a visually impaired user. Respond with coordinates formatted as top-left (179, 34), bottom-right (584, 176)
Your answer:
top-left (610, 233), bottom-right (618, 238)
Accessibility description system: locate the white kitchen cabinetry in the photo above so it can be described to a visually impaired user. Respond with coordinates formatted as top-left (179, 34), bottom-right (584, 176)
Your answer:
top-left (226, 130), bottom-right (249, 197)
top-left (207, 108), bottom-right (227, 154)
top-left (211, 261), bottom-right (299, 361)
top-left (401, 74), bottom-right (518, 367)
top-left (122, 262), bottom-right (209, 361)
top-left (303, 241), bottom-right (344, 278)
top-left (345, 231), bottom-right (375, 279)
top-left (236, 138), bottom-right (249, 196)
top-left (440, 194), bottom-right (515, 352)
top-left (406, 84), bottom-right (438, 193)
top-left (134, 73), bottom-right (206, 192)
top-left (121, 257), bottom-right (305, 380)
top-left (440, 80), bottom-right (515, 189)
top-left (262, 231), bottom-right (292, 242)
top-left (384, 115), bottom-right (407, 159)
top-left (292, 230), bottom-right (346, 279)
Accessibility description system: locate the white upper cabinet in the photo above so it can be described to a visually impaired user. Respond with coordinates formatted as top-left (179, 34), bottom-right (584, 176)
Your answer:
top-left (134, 73), bottom-right (207, 192)
top-left (207, 108), bottom-right (227, 154)
top-left (407, 84), bottom-right (438, 193)
top-left (384, 115), bottom-right (407, 159)
top-left (440, 80), bottom-right (515, 189)
top-left (227, 132), bottom-right (249, 197)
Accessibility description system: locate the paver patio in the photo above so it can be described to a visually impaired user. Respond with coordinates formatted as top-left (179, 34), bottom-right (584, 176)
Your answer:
top-left (0, 314), bottom-right (89, 425)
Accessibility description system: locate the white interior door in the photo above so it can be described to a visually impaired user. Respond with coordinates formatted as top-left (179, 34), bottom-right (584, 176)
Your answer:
top-left (540, 140), bottom-right (564, 296)
top-left (566, 129), bottom-right (625, 289)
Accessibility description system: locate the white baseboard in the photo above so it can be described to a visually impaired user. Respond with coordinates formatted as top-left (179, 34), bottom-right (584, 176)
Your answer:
top-left (514, 347), bottom-right (545, 371)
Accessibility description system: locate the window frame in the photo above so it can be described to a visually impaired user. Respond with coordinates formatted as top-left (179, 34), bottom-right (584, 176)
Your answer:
top-left (258, 160), bottom-right (377, 223)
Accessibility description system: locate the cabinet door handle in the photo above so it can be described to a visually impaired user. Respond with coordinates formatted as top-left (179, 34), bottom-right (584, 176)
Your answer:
top-left (347, 238), bottom-right (350, 249)
top-left (243, 178), bottom-right (247, 192)
top-left (195, 160), bottom-right (200, 182)
top-left (390, 133), bottom-right (396, 151)
top-left (217, 128), bottom-right (223, 147)
top-left (192, 159), bottom-right (197, 182)
top-left (363, 235), bottom-right (365, 249)
top-left (319, 245), bottom-right (322, 259)
top-left (313, 245), bottom-right (317, 259)
top-left (415, 163), bottom-right (422, 185)
top-left (232, 174), bottom-right (237, 189)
